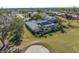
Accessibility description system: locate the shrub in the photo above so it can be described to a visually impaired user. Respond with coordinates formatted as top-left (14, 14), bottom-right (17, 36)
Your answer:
top-left (57, 17), bottom-right (65, 33)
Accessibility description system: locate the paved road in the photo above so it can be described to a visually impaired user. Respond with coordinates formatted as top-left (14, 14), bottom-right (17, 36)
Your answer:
top-left (25, 45), bottom-right (49, 53)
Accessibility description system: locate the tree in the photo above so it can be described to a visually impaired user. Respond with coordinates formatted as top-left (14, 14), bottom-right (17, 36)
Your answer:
top-left (57, 17), bottom-right (65, 33)
top-left (9, 15), bottom-right (24, 45)
top-left (57, 8), bottom-right (65, 12)
top-left (0, 14), bottom-right (24, 52)
top-left (0, 14), bottom-right (15, 51)
top-left (30, 14), bottom-right (42, 20)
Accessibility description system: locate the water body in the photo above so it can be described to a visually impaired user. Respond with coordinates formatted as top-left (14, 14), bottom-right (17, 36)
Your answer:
top-left (25, 45), bottom-right (49, 53)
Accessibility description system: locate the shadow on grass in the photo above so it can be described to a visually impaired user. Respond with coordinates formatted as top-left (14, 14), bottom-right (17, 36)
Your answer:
top-left (25, 24), bottom-right (67, 39)
top-left (68, 25), bottom-right (79, 29)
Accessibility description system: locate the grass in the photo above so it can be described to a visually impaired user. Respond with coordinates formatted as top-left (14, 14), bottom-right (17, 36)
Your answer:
top-left (17, 17), bottom-right (79, 53)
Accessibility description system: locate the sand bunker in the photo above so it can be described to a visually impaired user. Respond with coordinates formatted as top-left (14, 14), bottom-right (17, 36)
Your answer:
top-left (25, 45), bottom-right (49, 53)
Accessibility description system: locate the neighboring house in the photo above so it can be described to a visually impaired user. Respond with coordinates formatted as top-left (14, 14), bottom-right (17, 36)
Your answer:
top-left (24, 18), bottom-right (30, 22)
top-left (25, 16), bottom-right (58, 36)
top-left (65, 14), bottom-right (79, 20)
top-left (71, 14), bottom-right (78, 19)
top-left (47, 11), bottom-right (65, 16)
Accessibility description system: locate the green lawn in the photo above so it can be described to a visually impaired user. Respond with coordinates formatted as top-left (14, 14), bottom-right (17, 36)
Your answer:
top-left (18, 17), bottom-right (79, 53)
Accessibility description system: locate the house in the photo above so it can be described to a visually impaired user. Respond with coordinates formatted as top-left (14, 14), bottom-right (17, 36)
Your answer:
top-left (25, 16), bottom-right (58, 36)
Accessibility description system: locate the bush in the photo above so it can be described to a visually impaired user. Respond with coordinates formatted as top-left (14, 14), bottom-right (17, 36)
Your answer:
top-left (9, 34), bottom-right (22, 46)
top-left (57, 17), bottom-right (65, 33)
top-left (30, 14), bottom-right (42, 20)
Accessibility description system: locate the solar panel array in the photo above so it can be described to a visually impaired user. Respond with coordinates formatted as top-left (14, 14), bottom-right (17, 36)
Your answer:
top-left (25, 16), bottom-right (58, 35)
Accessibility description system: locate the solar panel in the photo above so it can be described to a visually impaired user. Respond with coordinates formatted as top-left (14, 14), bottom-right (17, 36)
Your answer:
top-left (25, 16), bottom-right (58, 35)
